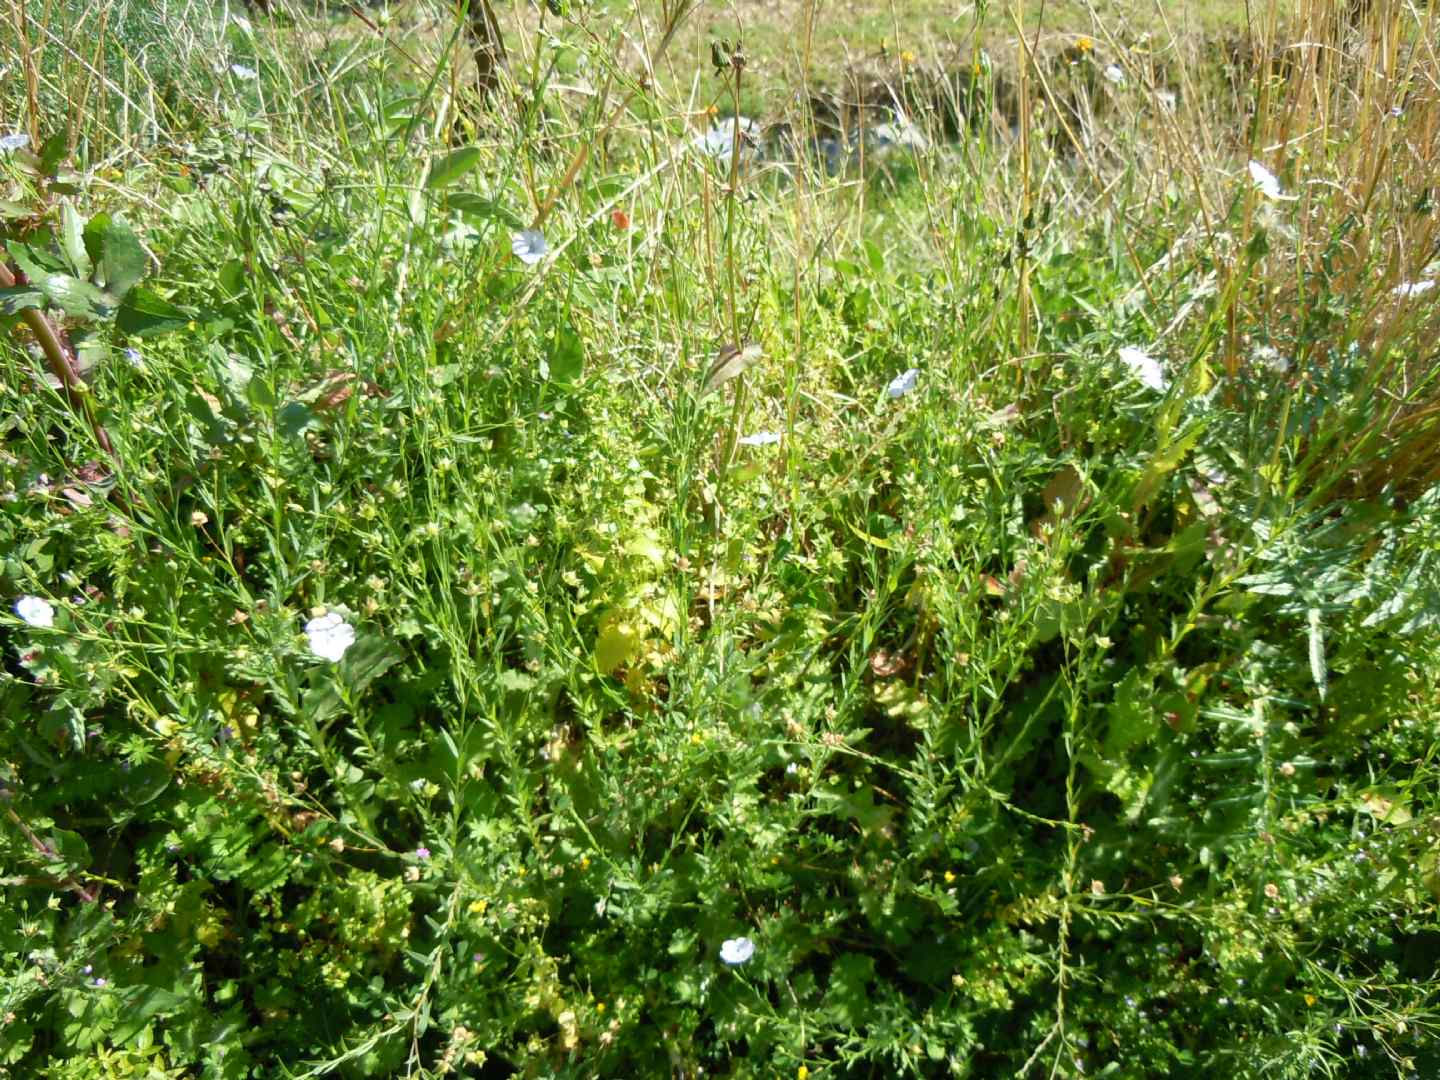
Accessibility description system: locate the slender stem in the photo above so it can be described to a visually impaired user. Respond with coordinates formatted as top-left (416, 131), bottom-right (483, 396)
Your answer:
top-left (0, 261), bottom-right (117, 459)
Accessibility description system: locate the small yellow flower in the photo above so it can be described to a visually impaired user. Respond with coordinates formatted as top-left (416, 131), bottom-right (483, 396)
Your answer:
top-left (900, 50), bottom-right (916, 67)
top-left (1304, 994), bottom-right (1317, 1007)
top-left (596, 1002), bottom-right (605, 1013)
top-left (798, 1068), bottom-right (810, 1080)
top-left (1076, 35), bottom-right (1094, 53)
top-left (580, 856), bottom-right (590, 870)
top-left (944, 870), bottom-right (956, 884)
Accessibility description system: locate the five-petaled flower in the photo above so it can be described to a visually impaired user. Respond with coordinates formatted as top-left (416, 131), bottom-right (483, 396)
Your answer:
top-left (1118, 346), bottom-right (1167, 392)
top-left (304, 612), bottom-right (355, 662)
top-left (719, 937), bottom-right (756, 965)
top-left (887, 368), bottom-right (920, 399)
top-left (511, 229), bottom-right (548, 266)
top-left (738, 431), bottom-right (782, 446)
top-left (1248, 160), bottom-right (1296, 202)
top-left (13, 596), bottom-right (55, 629)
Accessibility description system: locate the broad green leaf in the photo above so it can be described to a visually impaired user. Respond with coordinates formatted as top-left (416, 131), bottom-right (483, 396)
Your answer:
top-left (117, 286), bottom-right (189, 336)
top-left (277, 401), bottom-right (314, 438)
top-left (49, 827), bottom-right (91, 873)
top-left (109, 987), bottom-right (191, 1045)
top-left (426, 146), bottom-right (483, 189)
top-left (0, 286), bottom-right (43, 315)
top-left (36, 274), bottom-right (108, 319)
top-left (38, 132), bottom-right (67, 176)
top-left (549, 324), bottom-right (585, 385)
top-left (595, 610), bottom-right (641, 674)
top-left (85, 213), bottom-right (147, 300)
top-left (340, 634), bottom-right (403, 698)
top-left (1359, 788), bottom-right (1412, 826)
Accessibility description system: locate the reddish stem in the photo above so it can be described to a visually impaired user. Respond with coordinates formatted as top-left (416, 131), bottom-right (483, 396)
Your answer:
top-left (1, 259), bottom-right (116, 458)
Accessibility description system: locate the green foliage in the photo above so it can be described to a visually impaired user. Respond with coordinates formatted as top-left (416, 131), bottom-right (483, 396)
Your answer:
top-left (3, 0), bottom-right (1440, 1077)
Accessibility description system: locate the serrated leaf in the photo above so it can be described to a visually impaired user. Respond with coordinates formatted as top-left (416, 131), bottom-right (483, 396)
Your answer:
top-left (1105, 668), bottom-right (1159, 757)
top-left (426, 146), bottom-right (483, 189)
top-left (1132, 421), bottom-right (1207, 512)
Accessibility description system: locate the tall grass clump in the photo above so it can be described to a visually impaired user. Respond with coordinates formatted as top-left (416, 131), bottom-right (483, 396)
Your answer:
top-left (3, 0), bottom-right (1440, 1076)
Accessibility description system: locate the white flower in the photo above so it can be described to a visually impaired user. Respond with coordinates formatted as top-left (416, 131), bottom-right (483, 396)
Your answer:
top-left (1252, 344), bottom-right (1290, 373)
top-left (886, 368), bottom-right (920, 399)
top-left (0, 133), bottom-right (30, 152)
top-left (13, 595), bottom-right (55, 628)
top-left (1247, 160), bottom-right (1295, 201)
top-left (511, 229), bottom-right (547, 266)
top-left (1118, 346), bottom-right (1167, 391)
top-left (692, 117), bottom-right (761, 165)
top-left (719, 937), bottom-right (755, 965)
top-left (1103, 64), bottom-right (1126, 86)
top-left (230, 63), bottom-right (258, 80)
top-left (1155, 90), bottom-right (1178, 113)
top-left (1393, 279), bottom-right (1435, 298)
top-left (738, 431), bottom-right (782, 446)
top-left (304, 612), bottom-right (355, 662)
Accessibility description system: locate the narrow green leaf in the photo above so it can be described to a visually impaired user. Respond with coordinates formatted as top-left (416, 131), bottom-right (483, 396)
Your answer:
top-left (447, 193), bottom-right (524, 228)
top-left (425, 146), bottom-right (483, 189)
top-left (60, 199), bottom-right (92, 279)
